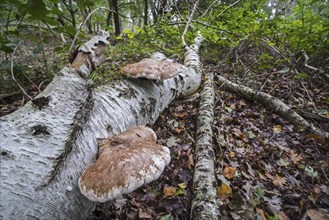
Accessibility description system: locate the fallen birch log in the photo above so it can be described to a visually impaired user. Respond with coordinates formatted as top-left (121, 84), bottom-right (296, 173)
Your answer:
top-left (0, 32), bottom-right (203, 219)
top-left (190, 72), bottom-right (220, 219)
top-left (216, 75), bottom-right (329, 145)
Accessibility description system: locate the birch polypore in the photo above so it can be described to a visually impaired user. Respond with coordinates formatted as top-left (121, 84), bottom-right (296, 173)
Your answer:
top-left (79, 127), bottom-right (170, 202)
top-left (122, 58), bottom-right (188, 80)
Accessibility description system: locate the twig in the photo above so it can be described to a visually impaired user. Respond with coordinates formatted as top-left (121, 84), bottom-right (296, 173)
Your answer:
top-left (69, 7), bottom-right (113, 53)
top-left (11, 44), bottom-right (32, 100)
top-left (181, 0), bottom-right (200, 48)
top-left (201, 0), bottom-right (221, 17)
top-left (22, 72), bottom-right (41, 93)
top-left (37, 21), bottom-right (50, 76)
top-left (301, 50), bottom-right (319, 72)
top-left (210, 0), bottom-right (241, 25)
top-left (300, 81), bottom-right (317, 110)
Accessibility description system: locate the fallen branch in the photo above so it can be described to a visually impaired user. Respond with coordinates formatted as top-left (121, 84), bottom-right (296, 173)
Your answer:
top-left (301, 50), bottom-right (320, 72)
top-left (216, 75), bottom-right (329, 144)
top-left (190, 72), bottom-right (220, 219)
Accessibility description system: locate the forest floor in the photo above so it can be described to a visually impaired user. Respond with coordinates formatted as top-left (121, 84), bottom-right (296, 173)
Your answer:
top-left (1, 47), bottom-right (328, 220)
top-left (91, 63), bottom-right (329, 220)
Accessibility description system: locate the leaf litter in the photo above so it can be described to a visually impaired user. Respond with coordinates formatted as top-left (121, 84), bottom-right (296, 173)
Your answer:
top-left (92, 62), bottom-right (328, 219)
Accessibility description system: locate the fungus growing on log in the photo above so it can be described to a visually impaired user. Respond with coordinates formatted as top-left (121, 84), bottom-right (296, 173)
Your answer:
top-left (78, 126), bottom-right (171, 202)
top-left (121, 58), bottom-right (187, 80)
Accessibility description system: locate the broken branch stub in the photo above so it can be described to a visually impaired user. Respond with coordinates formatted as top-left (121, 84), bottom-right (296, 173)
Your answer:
top-left (121, 58), bottom-right (188, 80)
top-left (79, 126), bottom-right (171, 202)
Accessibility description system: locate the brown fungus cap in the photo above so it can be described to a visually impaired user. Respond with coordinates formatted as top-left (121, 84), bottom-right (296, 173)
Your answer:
top-left (121, 58), bottom-right (187, 80)
top-left (78, 126), bottom-right (171, 203)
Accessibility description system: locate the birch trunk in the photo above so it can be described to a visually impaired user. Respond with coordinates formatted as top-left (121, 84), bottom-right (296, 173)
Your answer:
top-left (190, 72), bottom-right (220, 220)
top-left (0, 33), bottom-right (203, 219)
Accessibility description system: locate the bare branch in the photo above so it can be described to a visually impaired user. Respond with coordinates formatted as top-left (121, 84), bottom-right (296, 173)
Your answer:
top-left (10, 44), bottom-right (32, 100)
top-left (181, 0), bottom-right (200, 48)
top-left (210, 0), bottom-right (242, 25)
top-left (69, 7), bottom-right (114, 53)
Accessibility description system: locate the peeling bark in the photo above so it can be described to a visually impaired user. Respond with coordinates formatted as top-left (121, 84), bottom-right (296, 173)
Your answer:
top-left (0, 33), bottom-right (203, 219)
top-left (191, 72), bottom-right (220, 220)
top-left (216, 75), bottom-right (329, 145)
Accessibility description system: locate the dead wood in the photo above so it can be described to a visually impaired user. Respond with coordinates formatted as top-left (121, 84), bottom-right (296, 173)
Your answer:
top-left (190, 72), bottom-right (220, 219)
top-left (216, 75), bottom-right (329, 146)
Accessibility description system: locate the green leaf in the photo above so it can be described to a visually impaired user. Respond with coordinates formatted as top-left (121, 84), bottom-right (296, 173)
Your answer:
top-left (178, 183), bottom-right (187, 189)
top-left (254, 186), bottom-right (264, 198)
top-left (304, 166), bottom-right (318, 178)
top-left (296, 72), bottom-right (309, 79)
top-left (175, 188), bottom-right (185, 196)
top-left (26, 0), bottom-right (48, 20)
top-left (159, 214), bottom-right (174, 220)
top-left (247, 131), bottom-right (255, 139)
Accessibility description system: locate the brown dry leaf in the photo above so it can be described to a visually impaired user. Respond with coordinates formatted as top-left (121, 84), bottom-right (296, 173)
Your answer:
top-left (305, 133), bottom-right (322, 140)
top-left (256, 208), bottom-right (267, 220)
top-left (186, 153), bottom-right (194, 169)
top-left (172, 112), bottom-right (189, 118)
top-left (272, 174), bottom-right (287, 186)
top-left (306, 209), bottom-right (329, 220)
top-left (174, 126), bottom-right (185, 133)
top-left (163, 186), bottom-right (177, 198)
top-left (238, 100), bottom-right (247, 106)
top-left (217, 183), bottom-right (232, 200)
top-left (230, 104), bottom-right (237, 109)
top-left (228, 151), bottom-right (236, 158)
top-left (289, 150), bottom-right (303, 164)
top-left (278, 211), bottom-right (290, 220)
top-left (223, 166), bottom-right (237, 180)
top-left (138, 207), bottom-right (153, 219)
top-left (273, 125), bottom-right (282, 133)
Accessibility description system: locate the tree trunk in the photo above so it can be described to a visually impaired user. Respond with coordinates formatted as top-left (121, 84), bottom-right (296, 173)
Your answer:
top-left (0, 32), bottom-right (203, 219)
top-left (144, 0), bottom-right (148, 26)
top-left (112, 0), bottom-right (120, 35)
top-left (106, 0), bottom-right (112, 27)
top-left (190, 72), bottom-right (220, 219)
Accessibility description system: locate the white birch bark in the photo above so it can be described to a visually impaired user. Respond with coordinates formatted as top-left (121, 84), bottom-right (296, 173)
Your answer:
top-left (190, 72), bottom-right (220, 220)
top-left (0, 33), bottom-right (203, 219)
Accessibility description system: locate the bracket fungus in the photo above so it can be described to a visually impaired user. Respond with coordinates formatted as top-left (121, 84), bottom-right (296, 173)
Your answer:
top-left (79, 126), bottom-right (171, 202)
top-left (121, 53), bottom-right (187, 80)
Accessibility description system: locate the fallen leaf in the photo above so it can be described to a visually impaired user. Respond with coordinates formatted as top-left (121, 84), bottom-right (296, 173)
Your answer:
top-left (272, 174), bottom-right (287, 186)
top-left (159, 214), bottom-right (174, 220)
top-left (273, 125), bottom-right (282, 133)
top-left (247, 130), bottom-right (255, 139)
top-left (278, 211), bottom-right (290, 220)
top-left (305, 133), bottom-right (322, 140)
top-left (163, 186), bottom-right (177, 198)
top-left (278, 158), bottom-right (289, 167)
top-left (223, 166), bottom-right (237, 180)
top-left (228, 151), bottom-right (236, 158)
top-left (238, 100), bottom-right (247, 106)
top-left (289, 150), bottom-right (303, 164)
top-left (305, 166), bottom-right (318, 178)
top-left (138, 207), bottom-right (153, 219)
top-left (256, 207), bottom-right (267, 220)
top-left (166, 136), bottom-right (178, 148)
top-left (172, 112), bottom-right (189, 118)
top-left (178, 183), bottom-right (187, 189)
top-left (217, 183), bottom-right (232, 200)
top-left (175, 188), bottom-right (185, 196)
top-left (307, 209), bottom-right (329, 220)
